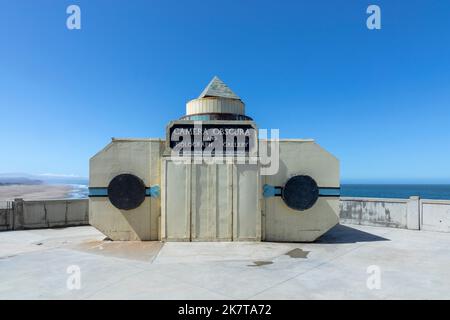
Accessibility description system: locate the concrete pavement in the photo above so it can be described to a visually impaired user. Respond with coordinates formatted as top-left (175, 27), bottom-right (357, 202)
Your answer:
top-left (1, 224), bottom-right (450, 299)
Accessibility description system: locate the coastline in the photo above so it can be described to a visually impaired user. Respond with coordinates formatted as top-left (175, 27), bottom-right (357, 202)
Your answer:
top-left (0, 184), bottom-right (83, 201)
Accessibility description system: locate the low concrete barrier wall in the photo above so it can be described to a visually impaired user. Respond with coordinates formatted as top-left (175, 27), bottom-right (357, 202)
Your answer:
top-left (340, 197), bottom-right (450, 232)
top-left (420, 199), bottom-right (450, 233)
top-left (1, 197), bottom-right (449, 233)
top-left (0, 198), bottom-right (89, 231)
top-left (340, 197), bottom-right (408, 229)
top-left (0, 201), bottom-right (14, 231)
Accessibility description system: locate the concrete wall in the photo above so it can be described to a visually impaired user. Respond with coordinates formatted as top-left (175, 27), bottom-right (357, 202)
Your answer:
top-left (89, 139), bottom-right (162, 241)
top-left (0, 202), bottom-right (14, 231)
top-left (0, 198), bottom-right (88, 231)
top-left (420, 199), bottom-right (450, 232)
top-left (340, 197), bottom-right (409, 229)
top-left (341, 197), bottom-right (450, 232)
top-left (263, 140), bottom-right (340, 242)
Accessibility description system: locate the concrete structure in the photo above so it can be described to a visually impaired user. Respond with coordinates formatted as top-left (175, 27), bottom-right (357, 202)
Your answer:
top-left (1, 196), bottom-right (449, 234)
top-left (0, 199), bottom-right (88, 231)
top-left (2, 224), bottom-right (450, 299)
top-left (263, 140), bottom-right (339, 242)
top-left (89, 139), bottom-right (162, 241)
top-left (89, 77), bottom-right (340, 241)
top-left (419, 198), bottom-right (450, 232)
top-left (340, 196), bottom-right (450, 232)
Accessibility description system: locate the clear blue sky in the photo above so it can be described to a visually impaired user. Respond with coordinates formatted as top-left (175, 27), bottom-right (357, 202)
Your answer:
top-left (1, 0), bottom-right (449, 182)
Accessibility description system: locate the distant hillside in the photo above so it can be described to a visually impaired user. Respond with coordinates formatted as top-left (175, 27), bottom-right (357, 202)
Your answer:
top-left (0, 173), bottom-right (87, 186)
top-left (0, 177), bottom-right (43, 186)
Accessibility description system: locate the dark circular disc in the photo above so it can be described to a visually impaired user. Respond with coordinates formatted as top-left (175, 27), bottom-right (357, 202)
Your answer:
top-left (108, 174), bottom-right (146, 210)
top-left (282, 175), bottom-right (319, 211)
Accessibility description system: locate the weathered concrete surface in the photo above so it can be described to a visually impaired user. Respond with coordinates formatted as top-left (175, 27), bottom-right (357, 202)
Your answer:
top-left (89, 139), bottom-right (162, 241)
top-left (0, 199), bottom-right (88, 231)
top-left (0, 202), bottom-right (13, 231)
top-left (420, 199), bottom-right (450, 233)
top-left (263, 140), bottom-right (340, 242)
top-left (1, 224), bottom-right (450, 299)
top-left (3, 196), bottom-right (450, 237)
top-left (340, 197), bottom-right (408, 228)
top-left (341, 197), bottom-right (450, 232)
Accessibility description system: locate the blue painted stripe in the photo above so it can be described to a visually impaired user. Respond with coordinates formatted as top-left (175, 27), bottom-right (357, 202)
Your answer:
top-left (263, 184), bottom-right (281, 198)
top-left (318, 188), bottom-right (340, 197)
top-left (89, 188), bottom-right (108, 197)
top-left (263, 185), bottom-right (340, 198)
top-left (89, 186), bottom-right (161, 198)
top-left (146, 185), bottom-right (161, 197)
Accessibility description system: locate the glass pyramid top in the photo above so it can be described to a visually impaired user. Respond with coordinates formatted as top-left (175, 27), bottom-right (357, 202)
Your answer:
top-left (198, 76), bottom-right (241, 100)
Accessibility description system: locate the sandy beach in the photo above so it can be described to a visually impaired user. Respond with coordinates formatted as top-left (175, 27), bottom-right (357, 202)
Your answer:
top-left (0, 184), bottom-right (74, 201)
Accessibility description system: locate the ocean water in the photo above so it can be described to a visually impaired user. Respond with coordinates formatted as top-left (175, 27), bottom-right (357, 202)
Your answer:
top-left (341, 184), bottom-right (450, 200)
top-left (45, 179), bottom-right (89, 199)
top-left (68, 182), bottom-right (450, 200)
top-left (67, 184), bottom-right (89, 199)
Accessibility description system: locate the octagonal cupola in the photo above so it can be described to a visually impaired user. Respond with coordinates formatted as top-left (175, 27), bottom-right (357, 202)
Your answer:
top-left (182, 76), bottom-right (252, 121)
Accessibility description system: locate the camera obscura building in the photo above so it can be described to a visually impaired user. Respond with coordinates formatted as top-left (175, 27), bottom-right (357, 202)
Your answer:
top-left (89, 77), bottom-right (340, 242)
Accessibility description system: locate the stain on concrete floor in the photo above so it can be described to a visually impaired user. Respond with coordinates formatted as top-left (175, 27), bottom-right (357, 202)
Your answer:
top-left (285, 248), bottom-right (310, 259)
top-left (0, 255), bottom-right (16, 260)
top-left (72, 240), bottom-right (164, 262)
top-left (248, 260), bottom-right (273, 267)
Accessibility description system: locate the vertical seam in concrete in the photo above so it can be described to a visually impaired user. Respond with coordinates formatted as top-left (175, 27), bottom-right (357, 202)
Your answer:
top-left (231, 163), bottom-right (235, 241)
top-left (189, 163), bottom-right (192, 242)
top-left (65, 201), bottom-right (68, 225)
top-left (84, 200), bottom-right (89, 224)
top-left (12, 201), bottom-right (15, 230)
top-left (228, 163), bottom-right (232, 241)
top-left (261, 174), bottom-right (266, 241)
top-left (211, 164), bottom-right (217, 239)
top-left (418, 199), bottom-right (422, 231)
top-left (44, 202), bottom-right (49, 228)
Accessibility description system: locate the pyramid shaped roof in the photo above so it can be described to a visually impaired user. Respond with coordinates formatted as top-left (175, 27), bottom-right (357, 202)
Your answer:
top-left (198, 76), bottom-right (241, 100)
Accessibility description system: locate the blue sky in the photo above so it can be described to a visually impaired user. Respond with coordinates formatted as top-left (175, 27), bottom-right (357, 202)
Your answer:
top-left (0, 0), bottom-right (449, 182)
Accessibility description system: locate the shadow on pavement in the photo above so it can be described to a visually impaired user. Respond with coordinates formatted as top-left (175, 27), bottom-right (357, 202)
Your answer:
top-left (316, 224), bottom-right (390, 244)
